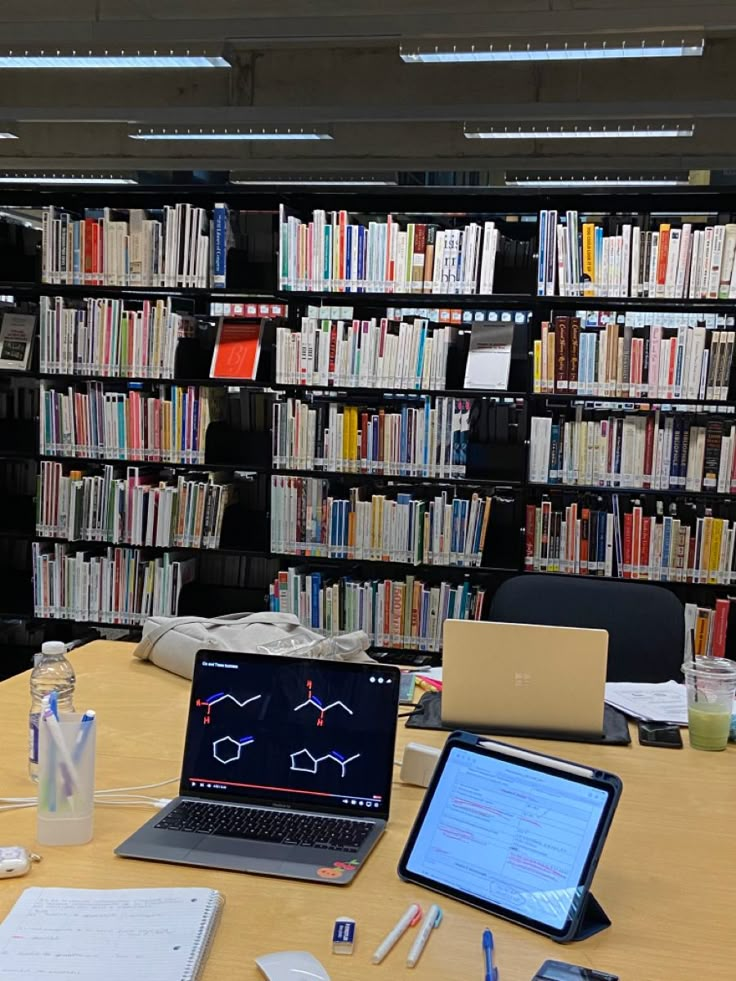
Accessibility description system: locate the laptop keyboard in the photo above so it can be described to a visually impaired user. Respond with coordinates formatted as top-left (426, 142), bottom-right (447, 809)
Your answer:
top-left (155, 801), bottom-right (374, 852)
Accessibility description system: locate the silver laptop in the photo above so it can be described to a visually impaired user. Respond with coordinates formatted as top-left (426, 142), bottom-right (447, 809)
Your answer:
top-left (116, 650), bottom-right (400, 885)
top-left (442, 620), bottom-right (609, 739)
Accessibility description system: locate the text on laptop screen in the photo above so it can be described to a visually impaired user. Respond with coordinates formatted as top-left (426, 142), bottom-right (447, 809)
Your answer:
top-left (405, 746), bottom-right (609, 930)
top-left (181, 654), bottom-right (399, 815)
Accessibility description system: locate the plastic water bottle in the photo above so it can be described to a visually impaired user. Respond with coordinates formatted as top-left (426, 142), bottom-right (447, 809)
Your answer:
top-left (28, 641), bottom-right (75, 781)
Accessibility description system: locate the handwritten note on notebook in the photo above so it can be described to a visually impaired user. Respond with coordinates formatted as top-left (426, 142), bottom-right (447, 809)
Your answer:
top-left (0, 886), bottom-right (224, 980)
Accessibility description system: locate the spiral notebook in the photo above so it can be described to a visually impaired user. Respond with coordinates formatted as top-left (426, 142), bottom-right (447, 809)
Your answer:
top-left (0, 886), bottom-right (224, 980)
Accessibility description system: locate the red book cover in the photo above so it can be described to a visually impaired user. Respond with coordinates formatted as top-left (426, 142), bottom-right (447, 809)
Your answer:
top-left (83, 219), bottom-right (95, 284)
top-left (623, 511), bottom-right (633, 578)
top-left (580, 507), bottom-right (590, 574)
top-left (642, 414), bottom-right (655, 488)
top-left (656, 227), bottom-right (670, 291)
top-left (210, 319), bottom-right (263, 380)
top-left (712, 598), bottom-right (730, 657)
top-left (328, 322), bottom-right (338, 381)
top-left (640, 517), bottom-right (652, 579)
top-left (525, 504), bottom-right (536, 570)
top-left (338, 210), bottom-right (348, 291)
top-left (386, 215), bottom-right (395, 288)
top-left (631, 505), bottom-right (642, 579)
top-left (360, 410), bottom-right (369, 472)
top-left (383, 580), bottom-right (392, 642)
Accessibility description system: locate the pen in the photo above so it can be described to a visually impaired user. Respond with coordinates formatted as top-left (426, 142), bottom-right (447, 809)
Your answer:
top-left (483, 928), bottom-right (498, 981)
top-left (406, 904), bottom-right (442, 968)
top-left (48, 690), bottom-right (59, 720)
top-left (372, 902), bottom-right (422, 964)
top-left (72, 710), bottom-right (96, 766)
top-left (42, 697), bottom-right (80, 795)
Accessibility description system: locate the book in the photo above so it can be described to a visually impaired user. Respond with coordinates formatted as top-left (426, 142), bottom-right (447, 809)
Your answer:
top-left (210, 318), bottom-right (263, 381)
top-left (0, 886), bottom-right (223, 980)
top-left (0, 312), bottom-right (35, 371)
top-left (462, 319), bottom-right (513, 391)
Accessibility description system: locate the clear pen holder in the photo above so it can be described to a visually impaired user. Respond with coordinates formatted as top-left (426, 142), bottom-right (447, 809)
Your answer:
top-left (37, 713), bottom-right (95, 845)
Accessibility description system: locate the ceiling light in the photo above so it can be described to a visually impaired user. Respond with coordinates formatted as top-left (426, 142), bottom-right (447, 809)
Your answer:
top-left (230, 179), bottom-right (397, 186)
top-left (401, 38), bottom-right (704, 62)
top-left (464, 123), bottom-right (695, 140)
top-left (505, 175), bottom-right (690, 188)
top-left (0, 173), bottom-right (138, 185)
top-left (0, 50), bottom-right (229, 69)
top-left (130, 127), bottom-right (333, 141)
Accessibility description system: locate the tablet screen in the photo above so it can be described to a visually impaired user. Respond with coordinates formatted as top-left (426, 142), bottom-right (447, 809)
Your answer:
top-left (403, 743), bottom-right (613, 934)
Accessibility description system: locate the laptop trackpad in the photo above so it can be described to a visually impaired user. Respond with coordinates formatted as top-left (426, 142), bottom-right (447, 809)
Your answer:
top-left (191, 838), bottom-right (287, 872)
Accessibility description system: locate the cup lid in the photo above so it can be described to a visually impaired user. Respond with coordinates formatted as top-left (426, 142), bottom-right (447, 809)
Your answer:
top-left (682, 656), bottom-right (736, 678)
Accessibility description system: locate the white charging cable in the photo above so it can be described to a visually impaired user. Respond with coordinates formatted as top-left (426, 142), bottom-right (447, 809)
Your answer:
top-left (0, 776), bottom-right (178, 812)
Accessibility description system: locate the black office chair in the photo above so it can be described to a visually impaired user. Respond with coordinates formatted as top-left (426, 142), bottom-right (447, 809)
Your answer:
top-left (488, 575), bottom-right (684, 683)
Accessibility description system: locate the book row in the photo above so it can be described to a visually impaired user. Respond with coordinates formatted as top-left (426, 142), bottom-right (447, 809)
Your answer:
top-left (39, 383), bottom-right (227, 463)
top-left (32, 543), bottom-right (196, 624)
top-left (0, 460), bottom-right (36, 495)
top-left (276, 317), bottom-right (456, 391)
top-left (530, 413), bottom-right (736, 493)
top-left (525, 497), bottom-right (736, 583)
top-left (268, 568), bottom-right (486, 653)
top-left (272, 396), bottom-right (470, 479)
top-left (685, 600), bottom-right (730, 658)
top-left (538, 211), bottom-right (736, 299)
top-left (275, 317), bottom-right (453, 390)
top-left (279, 206), bottom-right (500, 294)
top-left (533, 312), bottom-right (735, 401)
top-left (41, 203), bottom-right (228, 288)
top-left (270, 476), bottom-right (493, 567)
top-left (39, 297), bottom-right (196, 378)
top-left (36, 461), bottom-right (234, 549)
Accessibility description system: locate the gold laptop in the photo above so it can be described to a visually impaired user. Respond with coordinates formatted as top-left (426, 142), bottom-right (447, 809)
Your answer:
top-left (441, 620), bottom-right (609, 738)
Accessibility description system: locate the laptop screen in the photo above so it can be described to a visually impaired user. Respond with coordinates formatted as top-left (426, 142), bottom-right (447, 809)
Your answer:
top-left (180, 651), bottom-right (400, 819)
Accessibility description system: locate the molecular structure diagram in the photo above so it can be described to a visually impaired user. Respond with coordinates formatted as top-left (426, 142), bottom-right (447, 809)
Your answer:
top-left (293, 680), bottom-right (353, 727)
top-left (290, 748), bottom-right (360, 778)
top-left (212, 735), bottom-right (255, 764)
top-left (196, 692), bottom-right (262, 725)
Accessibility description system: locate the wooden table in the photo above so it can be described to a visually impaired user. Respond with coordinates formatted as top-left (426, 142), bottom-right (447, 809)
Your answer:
top-left (0, 641), bottom-right (733, 980)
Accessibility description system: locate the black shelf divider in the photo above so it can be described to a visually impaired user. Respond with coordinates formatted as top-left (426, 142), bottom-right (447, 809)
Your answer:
top-left (529, 483), bottom-right (734, 501)
top-left (526, 570), bottom-right (734, 591)
top-left (33, 535), bottom-right (271, 559)
top-left (39, 454), bottom-right (270, 473)
top-left (540, 295), bottom-right (736, 312)
top-left (279, 290), bottom-right (532, 308)
top-left (529, 392), bottom-right (736, 410)
top-left (271, 553), bottom-right (517, 576)
top-left (273, 467), bottom-right (521, 488)
top-left (274, 383), bottom-right (526, 400)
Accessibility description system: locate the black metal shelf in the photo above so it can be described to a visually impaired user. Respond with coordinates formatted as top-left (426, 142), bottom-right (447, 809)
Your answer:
top-left (273, 383), bottom-right (526, 400)
top-left (277, 290), bottom-right (531, 308)
top-left (526, 570), bottom-right (734, 590)
top-left (37, 372), bottom-right (276, 390)
top-left (0, 281), bottom-right (278, 303)
top-left (540, 295), bottom-right (736, 311)
top-left (529, 483), bottom-right (734, 500)
top-left (530, 391), bottom-right (736, 409)
top-left (33, 535), bottom-right (270, 559)
top-left (272, 553), bottom-right (516, 576)
top-left (39, 454), bottom-right (270, 473)
top-left (274, 467), bottom-right (521, 488)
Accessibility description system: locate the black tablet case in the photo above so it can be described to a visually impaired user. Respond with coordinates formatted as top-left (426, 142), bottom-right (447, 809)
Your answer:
top-left (405, 691), bottom-right (631, 745)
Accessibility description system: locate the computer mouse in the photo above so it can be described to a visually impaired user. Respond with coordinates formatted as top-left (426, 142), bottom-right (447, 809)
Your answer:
top-left (255, 950), bottom-right (331, 981)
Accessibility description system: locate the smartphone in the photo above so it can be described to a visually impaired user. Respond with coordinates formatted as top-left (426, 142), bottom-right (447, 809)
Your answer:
top-left (399, 672), bottom-right (417, 704)
top-left (532, 959), bottom-right (619, 981)
top-left (638, 721), bottom-right (683, 749)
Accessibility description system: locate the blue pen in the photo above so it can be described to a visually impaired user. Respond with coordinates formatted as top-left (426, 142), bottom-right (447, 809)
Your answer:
top-left (72, 710), bottom-right (96, 766)
top-left (48, 690), bottom-right (59, 720)
top-left (483, 929), bottom-right (498, 981)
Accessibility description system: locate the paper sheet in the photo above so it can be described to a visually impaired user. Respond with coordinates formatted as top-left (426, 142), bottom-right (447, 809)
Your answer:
top-left (0, 886), bottom-right (219, 980)
top-left (605, 681), bottom-right (689, 724)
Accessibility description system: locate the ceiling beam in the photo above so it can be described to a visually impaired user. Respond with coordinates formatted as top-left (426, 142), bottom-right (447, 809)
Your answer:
top-left (0, 10), bottom-right (734, 46)
top-left (8, 100), bottom-right (736, 125)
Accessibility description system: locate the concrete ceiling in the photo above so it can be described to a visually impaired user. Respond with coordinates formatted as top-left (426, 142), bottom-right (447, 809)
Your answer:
top-left (0, 2), bottom-right (736, 176)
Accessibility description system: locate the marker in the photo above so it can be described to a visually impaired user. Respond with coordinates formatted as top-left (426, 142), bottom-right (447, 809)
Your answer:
top-left (48, 690), bottom-right (59, 720)
top-left (406, 904), bottom-right (442, 968)
top-left (72, 710), bottom-right (95, 766)
top-left (371, 903), bottom-right (422, 965)
top-left (483, 928), bottom-right (498, 981)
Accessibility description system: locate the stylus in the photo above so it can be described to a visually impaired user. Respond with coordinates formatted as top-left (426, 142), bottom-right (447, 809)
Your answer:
top-left (483, 928), bottom-right (498, 981)
top-left (406, 904), bottom-right (442, 968)
top-left (372, 903), bottom-right (422, 964)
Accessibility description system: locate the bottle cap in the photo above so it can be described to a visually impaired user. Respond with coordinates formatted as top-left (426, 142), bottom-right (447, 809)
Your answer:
top-left (41, 642), bottom-right (66, 656)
